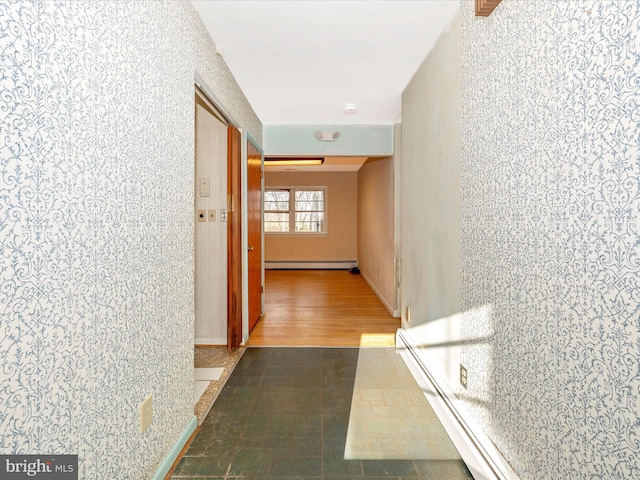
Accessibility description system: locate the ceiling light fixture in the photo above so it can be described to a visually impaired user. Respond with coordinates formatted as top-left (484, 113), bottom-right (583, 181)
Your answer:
top-left (314, 131), bottom-right (340, 142)
top-left (343, 104), bottom-right (357, 114)
top-left (264, 157), bottom-right (324, 167)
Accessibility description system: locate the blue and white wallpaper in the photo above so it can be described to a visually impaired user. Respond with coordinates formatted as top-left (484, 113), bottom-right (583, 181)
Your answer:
top-left (460, 0), bottom-right (640, 478)
top-left (0, 1), bottom-right (260, 477)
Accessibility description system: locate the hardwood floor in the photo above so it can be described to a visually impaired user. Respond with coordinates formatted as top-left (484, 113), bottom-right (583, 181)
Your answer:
top-left (247, 269), bottom-right (400, 347)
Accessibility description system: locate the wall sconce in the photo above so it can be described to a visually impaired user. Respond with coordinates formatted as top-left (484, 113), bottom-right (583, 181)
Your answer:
top-left (314, 131), bottom-right (340, 142)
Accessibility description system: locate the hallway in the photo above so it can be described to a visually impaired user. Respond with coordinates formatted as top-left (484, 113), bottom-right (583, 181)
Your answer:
top-left (174, 272), bottom-right (472, 479)
top-left (2, 1), bottom-right (637, 477)
top-left (172, 348), bottom-right (472, 479)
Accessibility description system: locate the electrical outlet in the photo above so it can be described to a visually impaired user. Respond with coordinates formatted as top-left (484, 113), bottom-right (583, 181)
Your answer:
top-left (140, 394), bottom-right (153, 433)
top-left (220, 209), bottom-right (228, 222)
top-left (460, 364), bottom-right (467, 389)
top-left (208, 209), bottom-right (216, 222)
top-left (197, 210), bottom-right (206, 222)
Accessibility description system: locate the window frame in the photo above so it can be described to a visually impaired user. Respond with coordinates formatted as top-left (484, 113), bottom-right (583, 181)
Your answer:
top-left (264, 186), bottom-right (328, 236)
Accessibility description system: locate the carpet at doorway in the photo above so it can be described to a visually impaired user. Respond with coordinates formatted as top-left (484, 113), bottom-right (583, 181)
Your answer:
top-left (194, 346), bottom-right (245, 424)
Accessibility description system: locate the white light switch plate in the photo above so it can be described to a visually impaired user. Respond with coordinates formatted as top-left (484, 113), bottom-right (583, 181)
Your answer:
top-left (199, 176), bottom-right (210, 197)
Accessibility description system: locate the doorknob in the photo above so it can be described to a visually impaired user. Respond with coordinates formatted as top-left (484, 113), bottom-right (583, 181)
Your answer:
top-left (248, 246), bottom-right (254, 252)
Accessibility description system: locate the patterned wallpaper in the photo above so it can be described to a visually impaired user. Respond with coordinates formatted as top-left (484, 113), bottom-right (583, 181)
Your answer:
top-left (0, 1), bottom-right (260, 477)
top-left (460, 0), bottom-right (640, 478)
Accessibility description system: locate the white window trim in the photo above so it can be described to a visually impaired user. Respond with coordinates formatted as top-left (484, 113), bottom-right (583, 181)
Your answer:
top-left (265, 186), bottom-right (328, 237)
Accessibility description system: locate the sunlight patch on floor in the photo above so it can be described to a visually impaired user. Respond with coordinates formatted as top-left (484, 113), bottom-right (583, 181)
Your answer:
top-left (345, 348), bottom-right (462, 460)
top-left (359, 333), bottom-right (396, 347)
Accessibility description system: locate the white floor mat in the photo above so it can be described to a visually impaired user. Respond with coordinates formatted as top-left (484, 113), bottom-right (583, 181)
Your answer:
top-left (194, 368), bottom-right (224, 405)
top-left (194, 381), bottom-right (210, 405)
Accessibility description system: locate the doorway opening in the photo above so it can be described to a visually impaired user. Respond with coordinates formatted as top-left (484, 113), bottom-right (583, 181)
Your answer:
top-left (194, 86), bottom-right (264, 350)
top-left (253, 154), bottom-right (401, 346)
top-left (194, 87), bottom-right (229, 347)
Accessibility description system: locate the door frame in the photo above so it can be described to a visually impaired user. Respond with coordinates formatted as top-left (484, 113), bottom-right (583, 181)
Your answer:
top-left (227, 125), bottom-right (242, 349)
top-left (194, 81), bottom-right (246, 350)
top-left (194, 86), bottom-right (231, 346)
top-left (194, 81), bottom-right (264, 350)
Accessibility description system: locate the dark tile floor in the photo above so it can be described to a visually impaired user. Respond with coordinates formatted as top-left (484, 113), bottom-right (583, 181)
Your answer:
top-left (172, 347), bottom-right (473, 480)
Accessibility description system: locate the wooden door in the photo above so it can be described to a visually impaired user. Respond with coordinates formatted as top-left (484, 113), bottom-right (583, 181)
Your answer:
top-left (247, 137), bottom-right (262, 332)
top-left (227, 126), bottom-right (242, 349)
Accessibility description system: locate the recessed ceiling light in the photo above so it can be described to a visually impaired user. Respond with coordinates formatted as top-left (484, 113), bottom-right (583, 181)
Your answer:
top-left (265, 157), bottom-right (324, 167)
top-left (344, 104), bottom-right (357, 114)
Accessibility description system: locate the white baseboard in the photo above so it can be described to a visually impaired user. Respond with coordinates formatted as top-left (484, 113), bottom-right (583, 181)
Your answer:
top-left (265, 261), bottom-right (357, 269)
top-left (359, 270), bottom-right (400, 317)
top-left (194, 337), bottom-right (226, 346)
top-left (395, 329), bottom-right (520, 480)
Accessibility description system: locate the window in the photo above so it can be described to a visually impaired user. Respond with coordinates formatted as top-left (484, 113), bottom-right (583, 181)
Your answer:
top-left (264, 187), bottom-right (326, 234)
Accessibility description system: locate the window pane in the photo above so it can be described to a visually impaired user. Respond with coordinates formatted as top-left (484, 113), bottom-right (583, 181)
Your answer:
top-left (264, 187), bottom-right (326, 234)
top-left (295, 190), bottom-right (324, 211)
top-left (265, 200), bottom-right (289, 212)
top-left (265, 190), bottom-right (290, 202)
top-left (264, 190), bottom-right (290, 211)
top-left (295, 212), bottom-right (324, 232)
top-left (264, 213), bottom-right (289, 232)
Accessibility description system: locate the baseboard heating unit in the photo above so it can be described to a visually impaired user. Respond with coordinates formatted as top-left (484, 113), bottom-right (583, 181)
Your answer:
top-left (266, 260), bottom-right (356, 270)
top-left (395, 329), bottom-right (520, 480)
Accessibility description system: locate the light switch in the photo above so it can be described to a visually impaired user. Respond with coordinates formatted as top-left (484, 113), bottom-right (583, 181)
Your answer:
top-left (199, 176), bottom-right (210, 197)
top-left (197, 210), bottom-right (206, 222)
top-left (208, 209), bottom-right (216, 222)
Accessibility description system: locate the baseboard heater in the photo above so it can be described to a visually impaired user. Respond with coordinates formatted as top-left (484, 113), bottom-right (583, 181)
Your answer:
top-left (395, 329), bottom-right (520, 480)
top-left (266, 260), bottom-right (357, 270)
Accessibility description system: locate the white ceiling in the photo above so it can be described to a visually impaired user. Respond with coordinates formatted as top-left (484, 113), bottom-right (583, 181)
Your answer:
top-left (190, 0), bottom-right (460, 126)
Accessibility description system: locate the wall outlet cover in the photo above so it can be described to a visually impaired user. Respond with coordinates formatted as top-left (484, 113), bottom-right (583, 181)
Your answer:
top-left (460, 364), bottom-right (467, 389)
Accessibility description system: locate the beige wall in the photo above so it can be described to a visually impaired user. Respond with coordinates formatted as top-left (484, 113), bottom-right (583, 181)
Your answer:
top-left (357, 157), bottom-right (396, 314)
top-left (265, 171), bottom-right (357, 262)
top-left (401, 12), bottom-right (461, 382)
